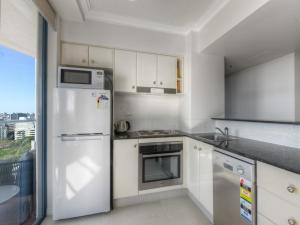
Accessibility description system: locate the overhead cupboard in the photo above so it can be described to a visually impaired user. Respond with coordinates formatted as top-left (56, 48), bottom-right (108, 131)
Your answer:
top-left (61, 42), bottom-right (114, 68)
top-left (60, 42), bottom-right (184, 94)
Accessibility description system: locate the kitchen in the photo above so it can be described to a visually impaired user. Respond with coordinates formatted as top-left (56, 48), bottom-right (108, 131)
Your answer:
top-left (0, 0), bottom-right (300, 225)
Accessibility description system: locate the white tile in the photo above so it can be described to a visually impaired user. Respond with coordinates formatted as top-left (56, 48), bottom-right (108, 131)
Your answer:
top-left (42, 196), bottom-right (212, 225)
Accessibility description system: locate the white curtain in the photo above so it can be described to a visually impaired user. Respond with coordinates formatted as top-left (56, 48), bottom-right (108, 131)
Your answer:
top-left (0, 0), bottom-right (38, 57)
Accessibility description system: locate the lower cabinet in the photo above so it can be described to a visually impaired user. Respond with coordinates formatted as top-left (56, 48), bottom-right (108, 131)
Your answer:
top-left (187, 138), bottom-right (213, 216)
top-left (113, 139), bottom-right (138, 199)
top-left (258, 213), bottom-right (275, 225)
top-left (257, 162), bottom-right (300, 225)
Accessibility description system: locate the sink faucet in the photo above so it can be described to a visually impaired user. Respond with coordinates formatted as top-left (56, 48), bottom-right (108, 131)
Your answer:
top-left (216, 127), bottom-right (229, 137)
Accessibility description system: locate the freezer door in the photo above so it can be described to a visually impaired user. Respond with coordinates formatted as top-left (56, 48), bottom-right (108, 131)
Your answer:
top-left (53, 134), bottom-right (110, 220)
top-left (54, 88), bottom-right (111, 135)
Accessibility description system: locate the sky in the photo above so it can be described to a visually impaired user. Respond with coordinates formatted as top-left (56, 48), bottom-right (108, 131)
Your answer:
top-left (0, 44), bottom-right (35, 113)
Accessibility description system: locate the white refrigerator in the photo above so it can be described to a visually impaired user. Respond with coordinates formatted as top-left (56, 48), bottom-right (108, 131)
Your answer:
top-left (53, 88), bottom-right (111, 220)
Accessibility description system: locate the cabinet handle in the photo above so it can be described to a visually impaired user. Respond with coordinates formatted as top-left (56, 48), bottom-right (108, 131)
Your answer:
top-left (287, 185), bottom-right (297, 193)
top-left (198, 147), bottom-right (202, 151)
top-left (194, 145), bottom-right (197, 149)
top-left (288, 218), bottom-right (297, 225)
top-left (160, 81), bottom-right (163, 85)
top-left (134, 144), bottom-right (137, 148)
top-left (153, 81), bottom-right (156, 85)
top-left (82, 59), bottom-right (86, 63)
top-left (132, 85), bottom-right (135, 89)
top-left (91, 59), bottom-right (95, 64)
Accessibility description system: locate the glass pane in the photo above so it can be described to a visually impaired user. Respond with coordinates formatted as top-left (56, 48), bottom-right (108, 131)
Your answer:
top-left (0, 45), bottom-right (37, 224)
top-left (143, 156), bottom-right (180, 182)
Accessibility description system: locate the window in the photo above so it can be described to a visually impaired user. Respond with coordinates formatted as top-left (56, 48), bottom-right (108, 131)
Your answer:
top-left (0, 1), bottom-right (46, 224)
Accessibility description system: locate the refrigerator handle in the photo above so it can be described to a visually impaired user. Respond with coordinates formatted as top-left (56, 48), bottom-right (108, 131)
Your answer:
top-left (60, 133), bottom-right (104, 141)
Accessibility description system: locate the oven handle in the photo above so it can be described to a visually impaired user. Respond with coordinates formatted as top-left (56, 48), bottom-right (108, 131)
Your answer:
top-left (142, 152), bottom-right (182, 158)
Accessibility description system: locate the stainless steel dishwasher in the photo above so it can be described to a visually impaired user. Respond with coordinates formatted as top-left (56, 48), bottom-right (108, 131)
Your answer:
top-left (213, 148), bottom-right (256, 225)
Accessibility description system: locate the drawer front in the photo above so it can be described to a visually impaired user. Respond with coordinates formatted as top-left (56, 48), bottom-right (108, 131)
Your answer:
top-left (258, 187), bottom-right (300, 225)
top-left (257, 162), bottom-right (300, 207)
top-left (258, 213), bottom-right (275, 225)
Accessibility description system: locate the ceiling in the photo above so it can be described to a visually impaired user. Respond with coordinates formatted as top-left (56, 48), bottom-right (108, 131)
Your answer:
top-left (49, 0), bottom-right (228, 34)
top-left (203, 0), bottom-right (300, 75)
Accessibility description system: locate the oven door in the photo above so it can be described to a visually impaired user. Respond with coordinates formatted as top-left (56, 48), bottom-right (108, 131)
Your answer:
top-left (139, 152), bottom-right (183, 190)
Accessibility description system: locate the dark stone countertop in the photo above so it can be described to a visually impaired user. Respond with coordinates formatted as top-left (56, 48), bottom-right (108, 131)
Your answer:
top-left (211, 117), bottom-right (300, 125)
top-left (189, 133), bottom-right (300, 175)
top-left (114, 131), bottom-right (300, 175)
top-left (113, 131), bottom-right (185, 140)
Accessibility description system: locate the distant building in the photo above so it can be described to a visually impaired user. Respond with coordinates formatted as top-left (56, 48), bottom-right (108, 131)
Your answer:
top-left (0, 125), bottom-right (8, 140)
top-left (14, 122), bottom-right (35, 140)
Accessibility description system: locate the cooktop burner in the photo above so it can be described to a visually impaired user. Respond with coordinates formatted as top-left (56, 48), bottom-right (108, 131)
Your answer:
top-left (136, 130), bottom-right (181, 137)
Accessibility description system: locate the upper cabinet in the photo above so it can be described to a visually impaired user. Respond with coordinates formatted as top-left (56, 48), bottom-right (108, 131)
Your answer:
top-left (88, 46), bottom-right (113, 68)
top-left (61, 43), bottom-right (89, 67)
top-left (114, 49), bottom-right (137, 93)
top-left (60, 42), bottom-right (183, 94)
top-left (136, 53), bottom-right (178, 91)
top-left (61, 42), bottom-right (114, 68)
top-left (157, 55), bottom-right (177, 89)
top-left (137, 53), bottom-right (157, 88)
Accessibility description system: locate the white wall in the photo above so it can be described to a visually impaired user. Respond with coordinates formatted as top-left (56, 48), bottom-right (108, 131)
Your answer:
top-left (216, 120), bottom-right (300, 149)
top-left (61, 20), bottom-right (185, 56)
top-left (226, 53), bottom-right (296, 121)
top-left (114, 94), bottom-right (181, 131)
top-left (295, 52), bottom-right (300, 120)
top-left (194, 0), bottom-right (271, 52)
top-left (180, 32), bottom-right (225, 133)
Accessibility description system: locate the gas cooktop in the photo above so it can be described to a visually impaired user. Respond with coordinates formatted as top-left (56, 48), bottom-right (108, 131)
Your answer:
top-left (135, 130), bottom-right (181, 138)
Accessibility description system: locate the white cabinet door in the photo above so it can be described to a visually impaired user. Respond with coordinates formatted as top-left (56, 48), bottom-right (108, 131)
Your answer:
top-left (61, 43), bottom-right (89, 67)
top-left (198, 142), bottom-right (214, 216)
top-left (157, 55), bottom-right (177, 89)
top-left (258, 214), bottom-right (275, 225)
top-left (187, 138), bottom-right (214, 216)
top-left (137, 53), bottom-right (157, 88)
top-left (114, 50), bottom-right (137, 93)
top-left (89, 46), bottom-right (113, 68)
top-left (113, 139), bottom-right (139, 199)
top-left (258, 187), bottom-right (300, 225)
top-left (187, 138), bottom-right (200, 200)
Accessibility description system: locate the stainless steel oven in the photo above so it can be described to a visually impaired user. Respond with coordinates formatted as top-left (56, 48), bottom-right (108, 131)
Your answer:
top-left (138, 141), bottom-right (183, 190)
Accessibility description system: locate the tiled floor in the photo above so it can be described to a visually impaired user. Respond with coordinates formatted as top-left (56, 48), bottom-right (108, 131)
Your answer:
top-left (42, 196), bottom-right (213, 225)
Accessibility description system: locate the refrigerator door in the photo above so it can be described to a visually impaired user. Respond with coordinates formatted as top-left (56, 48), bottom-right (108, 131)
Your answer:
top-left (53, 134), bottom-right (110, 220)
top-left (53, 88), bottom-right (111, 135)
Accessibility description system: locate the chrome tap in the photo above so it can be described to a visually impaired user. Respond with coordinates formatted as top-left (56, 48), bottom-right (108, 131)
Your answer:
top-left (216, 127), bottom-right (229, 138)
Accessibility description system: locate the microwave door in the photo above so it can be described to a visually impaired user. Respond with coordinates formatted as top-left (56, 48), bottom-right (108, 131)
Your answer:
top-left (53, 88), bottom-right (111, 136)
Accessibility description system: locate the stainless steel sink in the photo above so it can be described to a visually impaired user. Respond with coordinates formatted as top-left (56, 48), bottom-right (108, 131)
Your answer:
top-left (195, 133), bottom-right (239, 142)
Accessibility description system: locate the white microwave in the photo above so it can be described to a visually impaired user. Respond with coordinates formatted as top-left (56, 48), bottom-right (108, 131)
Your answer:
top-left (58, 66), bottom-right (105, 89)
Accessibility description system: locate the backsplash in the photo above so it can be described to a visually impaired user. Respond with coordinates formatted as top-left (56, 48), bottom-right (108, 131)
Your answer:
top-left (216, 120), bottom-right (300, 149)
top-left (114, 94), bottom-right (181, 131)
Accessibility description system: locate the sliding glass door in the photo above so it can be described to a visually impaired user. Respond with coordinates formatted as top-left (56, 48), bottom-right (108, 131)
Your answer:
top-left (0, 1), bottom-right (46, 224)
